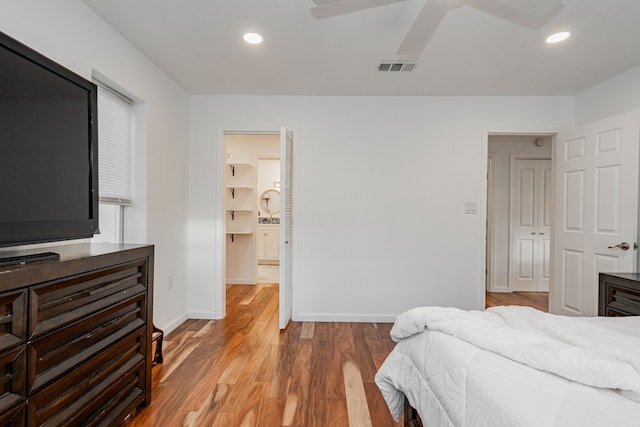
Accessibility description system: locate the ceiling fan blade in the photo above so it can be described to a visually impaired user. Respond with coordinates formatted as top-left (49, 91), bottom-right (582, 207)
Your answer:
top-left (311, 0), bottom-right (406, 20)
top-left (494, 0), bottom-right (564, 17)
top-left (467, 0), bottom-right (564, 29)
top-left (396, 0), bottom-right (449, 57)
top-left (312, 0), bottom-right (342, 6)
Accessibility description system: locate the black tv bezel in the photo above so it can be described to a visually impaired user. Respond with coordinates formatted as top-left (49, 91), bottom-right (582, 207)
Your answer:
top-left (0, 31), bottom-right (99, 248)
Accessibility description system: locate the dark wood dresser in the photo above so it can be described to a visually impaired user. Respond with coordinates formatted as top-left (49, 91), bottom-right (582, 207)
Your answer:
top-left (0, 243), bottom-right (154, 426)
top-left (599, 272), bottom-right (640, 317)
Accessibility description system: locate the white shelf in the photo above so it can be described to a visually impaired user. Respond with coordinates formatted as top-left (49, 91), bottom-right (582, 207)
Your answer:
top-left (225, 162), bottom-right (255, 243)
top-left (226, 163), bottom-right (253, 188)
top-left (226, 208), bottom-right (253, 233)
top-left (226, 231), bottom-right (252, 243)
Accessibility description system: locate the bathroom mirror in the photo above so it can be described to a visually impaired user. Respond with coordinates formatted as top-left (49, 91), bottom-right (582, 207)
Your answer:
top-left (259, 189), bottom-right (280, 215)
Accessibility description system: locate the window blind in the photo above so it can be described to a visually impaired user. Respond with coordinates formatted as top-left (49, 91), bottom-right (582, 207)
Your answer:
top-left (96, 83), bottom-right (132, 205)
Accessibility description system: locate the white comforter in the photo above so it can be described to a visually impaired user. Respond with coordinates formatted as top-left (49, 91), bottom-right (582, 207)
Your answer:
top-left (375, 306), bottom-right (640, 426)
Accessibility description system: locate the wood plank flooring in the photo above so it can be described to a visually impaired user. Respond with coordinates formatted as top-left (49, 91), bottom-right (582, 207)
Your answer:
top-left (127, 284), bottom-right (402, 427)
top-left (128, 286), bottom-right (549, 426)
top-left (485, 291), bottom-right (549, 312)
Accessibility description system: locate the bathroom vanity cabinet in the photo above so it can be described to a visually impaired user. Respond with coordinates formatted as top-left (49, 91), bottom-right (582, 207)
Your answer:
top-left (256, 224), bottom-right (280, 264)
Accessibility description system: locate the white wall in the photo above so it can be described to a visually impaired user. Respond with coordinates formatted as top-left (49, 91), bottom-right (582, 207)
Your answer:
top-left (487, 136), bottom-right (552, 292)
top-left (575, 64), bottom-right (640, 125)
top-left (1, 0), bottom-right (191, 332)
top-left (3, 1), bottom-right (635, 330)
top-left (189, 95), bottom-right (573, 321)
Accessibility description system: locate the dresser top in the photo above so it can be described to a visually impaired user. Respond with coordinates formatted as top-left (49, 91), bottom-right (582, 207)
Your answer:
top-left (600, 272), bottom-right (640, 282)
top-left (0, 243), bottom-right (154, 292)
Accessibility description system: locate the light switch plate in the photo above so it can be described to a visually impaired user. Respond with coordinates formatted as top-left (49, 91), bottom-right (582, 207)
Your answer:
top-left (465, 201), bottom-right (478, 214)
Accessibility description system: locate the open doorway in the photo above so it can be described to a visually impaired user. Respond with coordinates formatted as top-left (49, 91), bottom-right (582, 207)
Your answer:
top-left (220, 128), bottom-right (294, 329)
top-left (224, 133), bottom-right (281, 286)
top-left (486, 134), bottom-right (552, 310)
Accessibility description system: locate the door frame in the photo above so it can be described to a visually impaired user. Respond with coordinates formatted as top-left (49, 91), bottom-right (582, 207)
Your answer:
top-left (481, 129), bottom-right (560, 307)
top-left (215, 128), bottom-right (295, 320)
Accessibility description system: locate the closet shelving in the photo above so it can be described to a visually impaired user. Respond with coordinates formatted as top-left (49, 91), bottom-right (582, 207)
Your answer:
top-left (225, 163), bottom-right (254, 242)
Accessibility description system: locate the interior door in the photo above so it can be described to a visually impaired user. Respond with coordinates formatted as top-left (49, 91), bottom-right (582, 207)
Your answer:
top-left (510, 159), bottom-right (551, 292)
top-left (279, 127), bottom-right (294, 329)
top-left (551, 111), bottom-right (639, 316)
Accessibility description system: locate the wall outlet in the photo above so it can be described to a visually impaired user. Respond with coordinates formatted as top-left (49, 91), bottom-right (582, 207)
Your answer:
top-left (168, 275), bottom-right (174, 290)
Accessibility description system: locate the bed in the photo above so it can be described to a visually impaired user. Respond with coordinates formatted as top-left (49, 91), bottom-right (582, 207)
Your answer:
top-left (375, 305), bottom-right (640, 427)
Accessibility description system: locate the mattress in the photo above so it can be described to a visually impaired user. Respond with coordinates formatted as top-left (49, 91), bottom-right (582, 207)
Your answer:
top-left (375, 306), bottom-right (640, 427)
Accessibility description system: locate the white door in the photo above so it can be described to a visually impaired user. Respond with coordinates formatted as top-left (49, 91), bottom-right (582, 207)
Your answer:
top-left (510, 159), bottom-right (551, 292)
top-left (551, 111), bottom-right (639, 316)
top-left (279, 127), bottom-right (294, 329)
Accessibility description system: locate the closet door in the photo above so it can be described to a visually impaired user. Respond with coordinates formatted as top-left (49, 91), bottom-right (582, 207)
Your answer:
top-left (510, 159), bottom-right (551, 292)
top-left (279, 127), bottom-right (294, 329)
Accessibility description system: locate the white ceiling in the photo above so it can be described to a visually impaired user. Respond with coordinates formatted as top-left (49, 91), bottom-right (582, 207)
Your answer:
top-left (82, 0), bottom-right (640, 96)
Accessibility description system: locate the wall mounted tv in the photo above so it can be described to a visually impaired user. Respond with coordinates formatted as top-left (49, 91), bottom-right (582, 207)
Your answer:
top-left (0, 31), bottom-right (99, 249)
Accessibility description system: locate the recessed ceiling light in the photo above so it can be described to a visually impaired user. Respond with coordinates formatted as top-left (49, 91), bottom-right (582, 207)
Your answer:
top-left (243, 33), bottom-right (263, 45)
top-left (546, 31), bottom-right (571, 44)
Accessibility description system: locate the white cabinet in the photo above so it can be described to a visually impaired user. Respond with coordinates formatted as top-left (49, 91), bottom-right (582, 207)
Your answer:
top-left (256, 224), bottom-right (279, 264)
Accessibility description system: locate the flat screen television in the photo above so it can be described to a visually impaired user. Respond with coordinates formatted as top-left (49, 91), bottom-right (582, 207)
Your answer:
top-left (0, 31), bottom-right (99, 250)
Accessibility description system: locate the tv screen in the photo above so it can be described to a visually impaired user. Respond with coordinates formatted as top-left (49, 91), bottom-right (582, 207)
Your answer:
top-left (0, 31), bottom-right (98, 248)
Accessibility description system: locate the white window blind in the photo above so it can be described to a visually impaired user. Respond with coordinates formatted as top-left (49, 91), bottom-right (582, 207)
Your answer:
top-left (96, 83), bottom-right (132, 205)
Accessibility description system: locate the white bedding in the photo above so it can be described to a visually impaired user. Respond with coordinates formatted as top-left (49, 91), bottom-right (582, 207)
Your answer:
top-left (375, 306), bottom-right (640, 426)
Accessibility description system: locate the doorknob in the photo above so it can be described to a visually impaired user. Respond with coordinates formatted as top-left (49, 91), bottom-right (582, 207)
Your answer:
top-left (608, 242), bottom-right (630, 251)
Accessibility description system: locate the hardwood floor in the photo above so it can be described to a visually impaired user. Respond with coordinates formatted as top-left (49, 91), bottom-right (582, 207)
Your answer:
top-left (127, 284), bottom-right (402, 427)
top-left (486, 291), bottom-right (549, 312)
top-left (128, 286), bottom-right (548, 426)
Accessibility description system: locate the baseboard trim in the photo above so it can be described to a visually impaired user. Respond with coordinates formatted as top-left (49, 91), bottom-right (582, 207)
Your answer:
top-left (160, 313), bottom-right (189, 335)
top-left (169, 312), bottom-right (398, 329)
top-left (295, 313), bottom-right (397, 323)
top-left (188, 311), bottom-right (222, 320)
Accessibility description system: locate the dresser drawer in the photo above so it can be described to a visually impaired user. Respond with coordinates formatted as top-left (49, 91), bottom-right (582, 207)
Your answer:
top-left (605, 284), bottom-right (640, 316)
top-left (28, 326), bottom-right (146, 426)
top-left (29, 260), bottom-right (148, 339)
top-left (0, 401), bottom-right (24, 427)
top-left (605, 306), bottom-right (637, 317)
top-left (28, 293), bottom-right (146, 394)
top-left (0, 346), bottom-right (26, 426)
top-left (0, 291), bottom-right (26, 354)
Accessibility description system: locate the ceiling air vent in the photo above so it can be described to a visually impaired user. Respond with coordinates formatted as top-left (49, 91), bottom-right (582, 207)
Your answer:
top-left (378, 62), bottom-right (416, 72)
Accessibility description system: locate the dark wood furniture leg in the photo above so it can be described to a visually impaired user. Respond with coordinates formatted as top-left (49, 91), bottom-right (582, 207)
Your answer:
top-left (152, 325), bottom-right (164, 364)
top-left (404, 396), bottom-right (423, 427)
